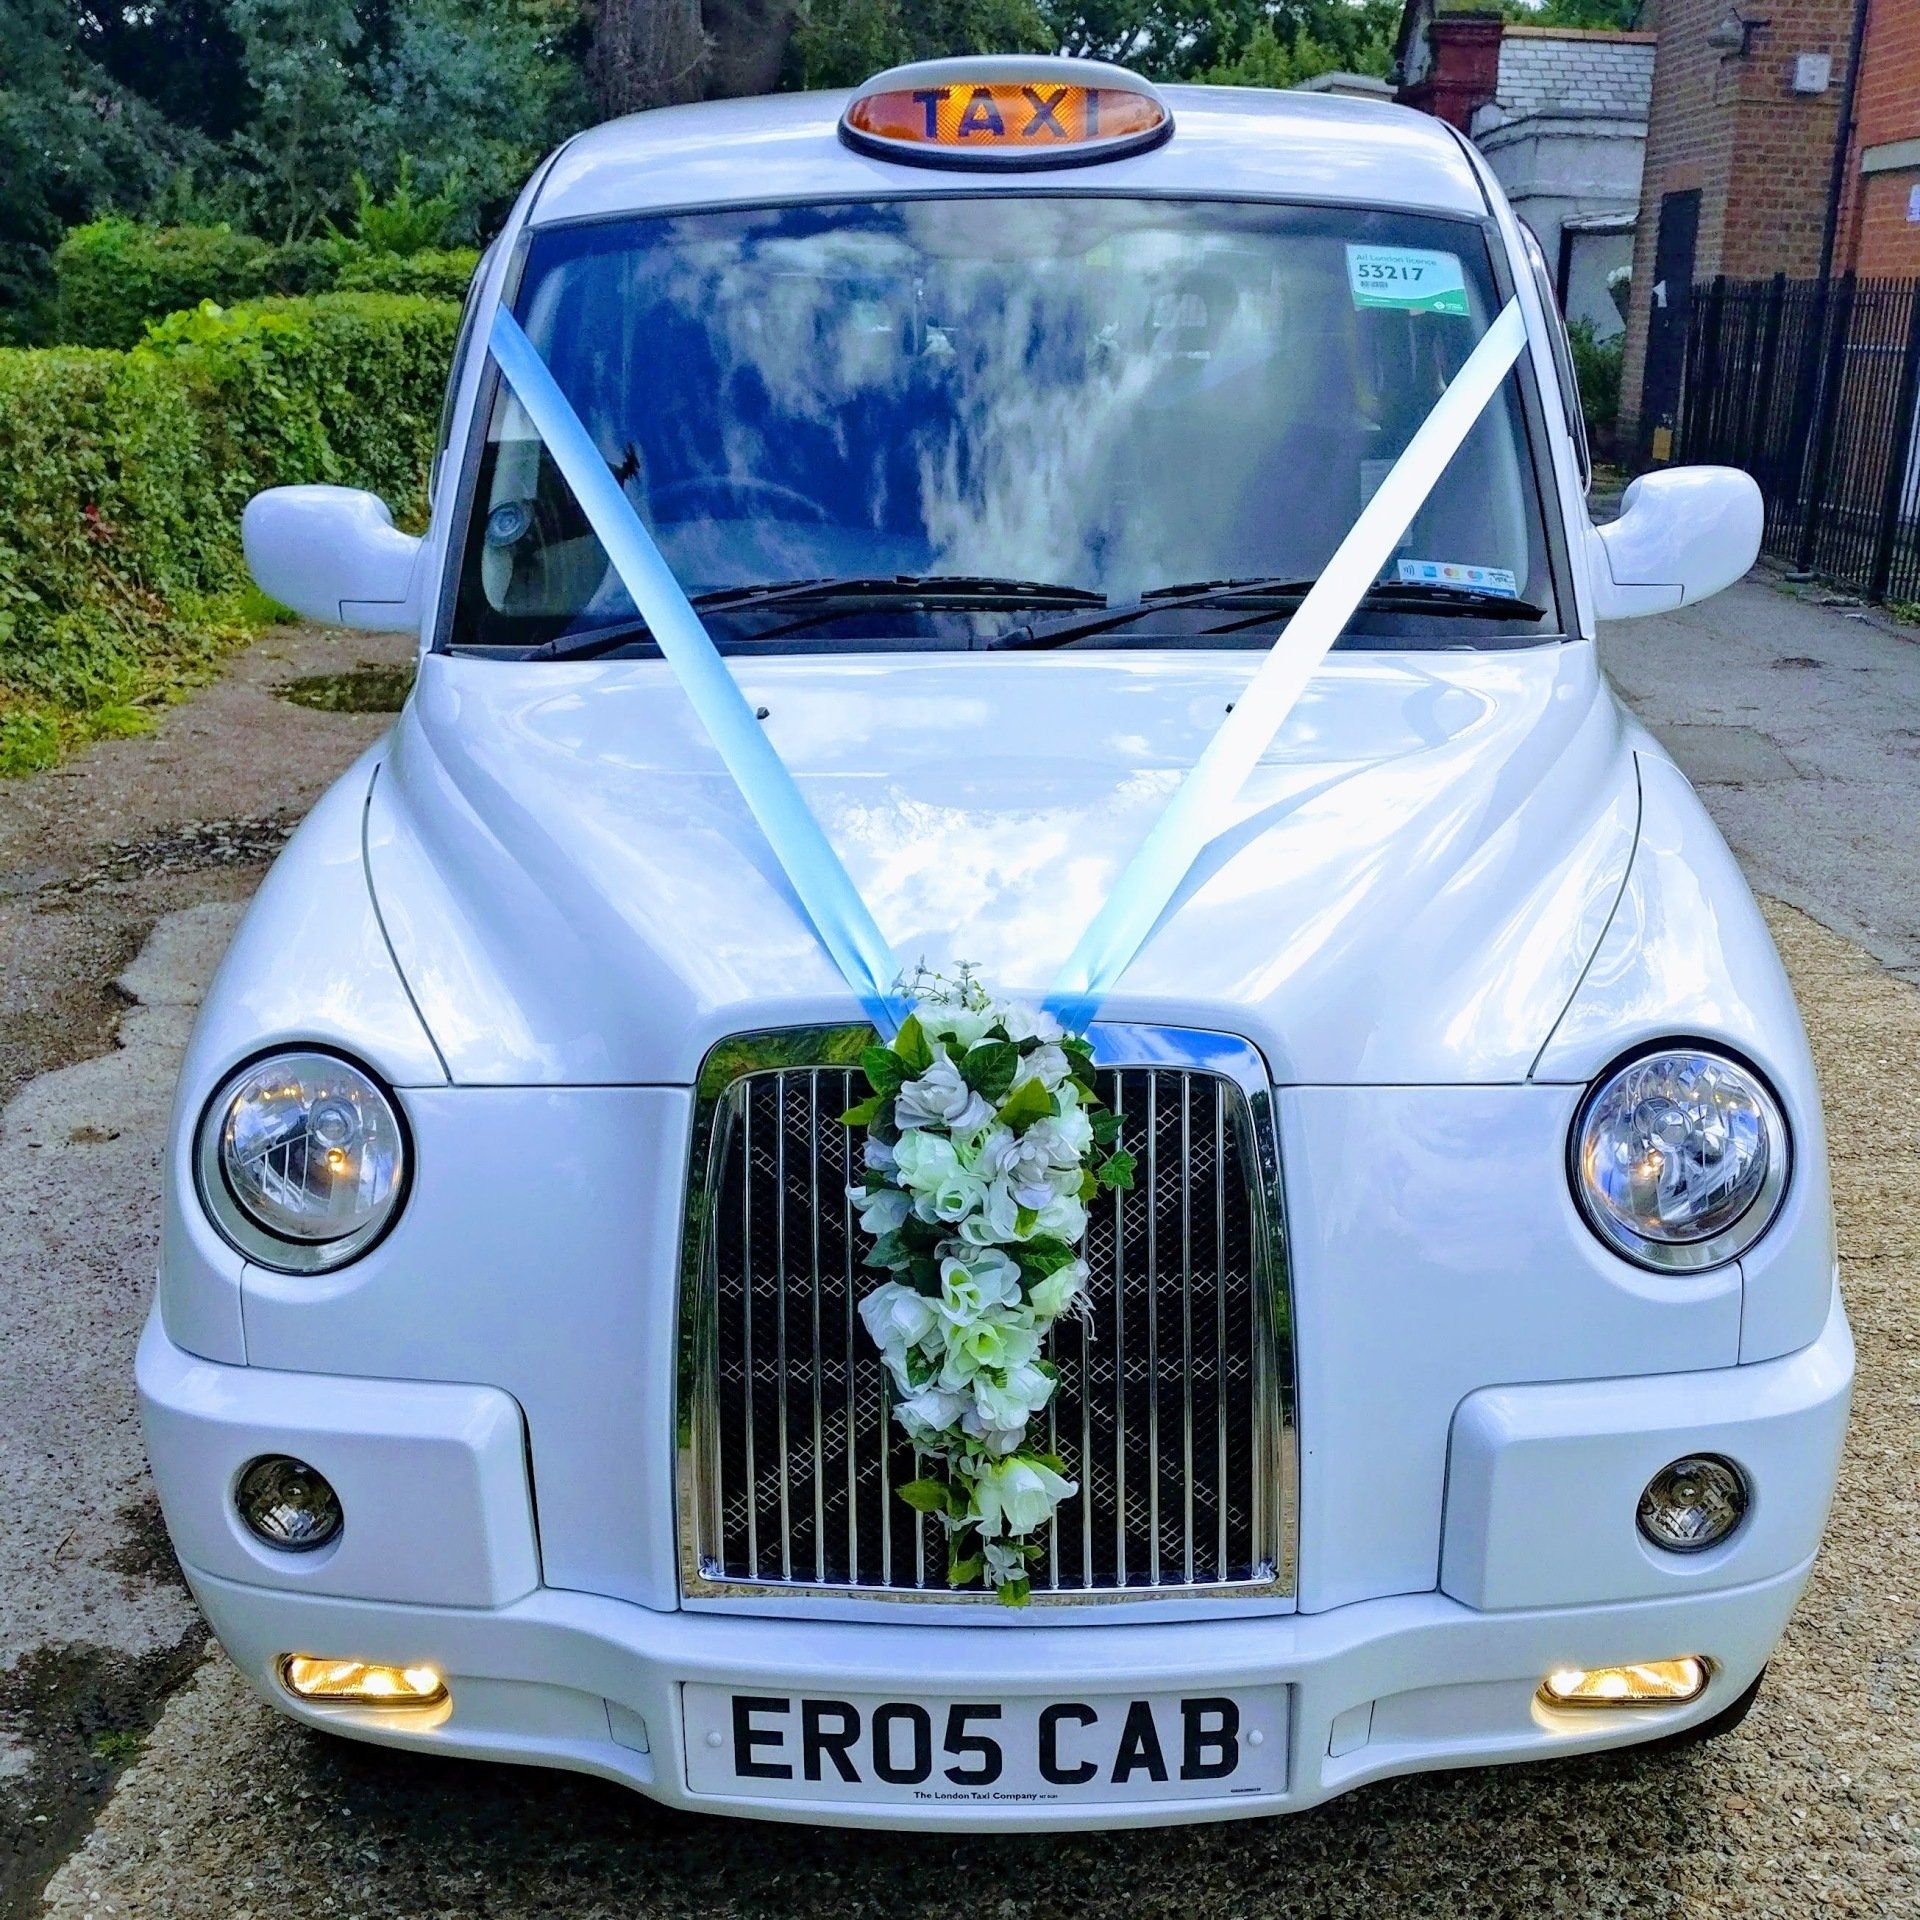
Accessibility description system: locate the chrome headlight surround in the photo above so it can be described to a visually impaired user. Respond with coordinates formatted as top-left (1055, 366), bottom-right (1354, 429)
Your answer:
top-left (1569, 1045), bottom-right (1790, 1273)
top-left (194, 1049), bottom-right (410, 1273)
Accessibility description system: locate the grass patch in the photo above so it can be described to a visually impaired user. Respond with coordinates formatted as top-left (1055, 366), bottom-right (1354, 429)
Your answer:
top-left (1887, 600), bottom-right (1920, 629)
top-left (278, 659), bottom-right (415, 713)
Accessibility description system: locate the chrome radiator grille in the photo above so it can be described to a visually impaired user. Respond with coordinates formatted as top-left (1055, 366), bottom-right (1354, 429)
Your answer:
top-left (679, 1027), bottom-right (1293, 1603)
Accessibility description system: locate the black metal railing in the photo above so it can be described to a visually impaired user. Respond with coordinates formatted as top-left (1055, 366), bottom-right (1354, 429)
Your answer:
top-left (1678, 272), bottom-right (1920, 604)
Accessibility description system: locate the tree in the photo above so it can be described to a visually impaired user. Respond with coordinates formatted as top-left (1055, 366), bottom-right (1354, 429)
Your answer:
top-left (787, 0), bottom-right (1053, 91)
top-left (0, 0), bottom-right (208, 335)
top-left (588, 0), bottom-right (709, 115)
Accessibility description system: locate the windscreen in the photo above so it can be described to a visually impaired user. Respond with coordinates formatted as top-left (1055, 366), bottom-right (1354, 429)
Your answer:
top-left (452, 196), bottom-right (1557, 653)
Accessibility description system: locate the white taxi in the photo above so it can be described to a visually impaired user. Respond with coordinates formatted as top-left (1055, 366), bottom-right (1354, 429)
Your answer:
top-left (139, 57), bottom-right (1852, 1829)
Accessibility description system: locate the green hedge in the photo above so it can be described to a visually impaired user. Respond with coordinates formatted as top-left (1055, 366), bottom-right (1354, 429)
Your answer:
top-left (0, 292), bottom-right (458, 773)
top-left (51, 219), bottom-right (478, 348)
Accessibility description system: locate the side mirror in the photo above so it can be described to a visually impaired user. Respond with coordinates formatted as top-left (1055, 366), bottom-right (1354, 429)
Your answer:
top-left (242, 486), bottom-right (425, 630)
top-left (1587, 466), bottom-right (1763, 620)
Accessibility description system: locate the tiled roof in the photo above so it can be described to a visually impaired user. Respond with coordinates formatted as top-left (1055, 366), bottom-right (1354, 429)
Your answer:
top-left (1484, 29), bottom-right (1654, 123)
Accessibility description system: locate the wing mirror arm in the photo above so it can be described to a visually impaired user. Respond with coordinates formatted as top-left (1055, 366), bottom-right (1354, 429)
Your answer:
top-left (1588, 466), bottom-right (1764, 622)
top-left (242, 486), bottom-right (427, 631)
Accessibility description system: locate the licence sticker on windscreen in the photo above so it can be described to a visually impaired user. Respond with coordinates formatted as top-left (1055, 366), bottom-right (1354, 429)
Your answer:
top-left (1347, 245), bottom-right (1471, 316)
top-left (1397, 558), bottom-right (1519, 596)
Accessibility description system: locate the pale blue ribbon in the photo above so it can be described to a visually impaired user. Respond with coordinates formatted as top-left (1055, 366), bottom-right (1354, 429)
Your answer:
top-left (1043, 299), bottom-right (1529, 1030)
top-left (488, 310), bottom-right (906, 1034)
top-left (489, 297), bottom-right (1527, 1040)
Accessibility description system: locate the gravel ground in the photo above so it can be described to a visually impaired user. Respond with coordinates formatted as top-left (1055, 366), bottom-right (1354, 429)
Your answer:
top-left (6, 584), bottom-right (1918, 1916)
top-left (24, 897), bottom-right (1920, 1916)
top-left (0, 625), bottom-right (413, 1914)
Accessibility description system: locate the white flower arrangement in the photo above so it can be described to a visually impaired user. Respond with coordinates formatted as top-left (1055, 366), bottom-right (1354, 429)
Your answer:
top-left (844, 966), bottom-right (1134, 1605)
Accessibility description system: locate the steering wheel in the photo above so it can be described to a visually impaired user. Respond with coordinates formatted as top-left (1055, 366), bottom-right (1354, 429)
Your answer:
top-left (649, 473), bottom-right (830, 524)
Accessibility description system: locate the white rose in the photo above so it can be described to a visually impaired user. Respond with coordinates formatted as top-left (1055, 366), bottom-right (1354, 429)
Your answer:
top-left (968, 1359), bottom-right (1055, 1434)
top-left (863, 1135), bottom-right (897, 1175)
top-left (970, 1455), bottom-right (1077, 1539)
top-left (896, 1055), bottom-right (995, 1136)
top-left (936, 1248), bottom-right (1022, 1326)
top-left (924, 1001), bottom-right (994, 1052)
top-left (1001, 1003), bottom-right (1063, 1045)
top-left (859, 1281), bottom-right (940, 1356)
top-left (1013, 1042), bottom-right (1071, 1092)
top-left (938, 1314), bottom-right (1041, 1388)
top-left (1027, 1258), bottom-right (1088, 1323)
top-left (891, 1128), bottom-right (960, 1194)
top-left (893, 1385), bottom-right (971, 1444)
top-left (959, 1415), bottom-right (1026, 1457)
top-left (1033, 1193), bottom-right (1088, 1244)
top-left (981, 1120), bottom-right (1079, 1210)
top-left (852, 1185), bottom-right (910, 1236)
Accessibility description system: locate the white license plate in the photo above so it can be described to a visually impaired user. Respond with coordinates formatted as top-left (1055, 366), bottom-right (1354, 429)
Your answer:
top-left (682, 1684), bottom-right (1288, 1807)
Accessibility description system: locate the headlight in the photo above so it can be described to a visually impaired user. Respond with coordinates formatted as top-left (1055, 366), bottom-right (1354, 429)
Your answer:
top-left (195, 1051), bottom-right (408, 1271)
top-left (1571, 1047), bottom-right (1788, 1271)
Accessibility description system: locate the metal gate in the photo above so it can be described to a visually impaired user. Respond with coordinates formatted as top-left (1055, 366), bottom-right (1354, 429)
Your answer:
top-left (1678, 272), bottom-right (1920, 604)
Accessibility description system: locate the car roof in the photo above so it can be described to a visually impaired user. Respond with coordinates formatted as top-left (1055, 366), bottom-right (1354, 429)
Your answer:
top-left (529, 83), bottom-right (1491, 229)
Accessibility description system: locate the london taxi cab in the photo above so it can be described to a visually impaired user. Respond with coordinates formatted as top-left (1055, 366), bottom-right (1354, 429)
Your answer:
top-left (138, 57), bottom-right (1850, 1829)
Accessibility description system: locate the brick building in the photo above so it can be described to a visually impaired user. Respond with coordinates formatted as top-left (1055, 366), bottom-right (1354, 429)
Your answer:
top-left (1621, 0), bottom-right (1920, 450)
top-left (1393, 3), bottom-right (1655, 338)
top-left (1833, 0), bottom-right (1920, 279)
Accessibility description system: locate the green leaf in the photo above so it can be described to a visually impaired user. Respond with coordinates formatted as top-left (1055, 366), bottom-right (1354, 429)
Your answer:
top-left (1078, 1169), bottom-right (1098, 1202)
top-left (839, 1093), bottom-right (883, 1128)
top-left (1090, 1109), bottom-right (1122, 1147)
top-left (893, 1011), bottom-right (934, 1074)
top-left (1017, 1236), bottom-right (1079, 1281)
top-left (1014, 1205), bottom-right (1039, 1235)
top-left (896, 1477), bottom-right (950, 1515)
top-left (959, 1039), bottom-right (1019, 1101)
top-left (995, 1577), bottom-right (1032, 1608)
top-left (861, 1045), bottom-right (908, 1096)
top-left (947, 1552), bottom-right (984, 1586)
top-left (997, 1077), bottom-right (1056, 1133)
top-left (1097, 1149), bottom-right (1137, 1191)
top-left (864, 1229), bottom-right (913, 1270)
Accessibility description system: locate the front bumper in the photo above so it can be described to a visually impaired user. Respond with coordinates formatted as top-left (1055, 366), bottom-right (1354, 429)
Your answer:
top-left (139, 1298), bottom-right (1853, 1832)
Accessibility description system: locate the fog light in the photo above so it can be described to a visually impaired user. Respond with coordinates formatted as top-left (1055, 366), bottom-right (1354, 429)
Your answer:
top-left (1638, 1454), bottom-right (1748, 1553)
top-left (278, 1655), bottom-right (447, 1708)
top-left (1540, 1657), bottom-right (1708, 1708)
top-left (235, 1455), bottom-right (342, 1552)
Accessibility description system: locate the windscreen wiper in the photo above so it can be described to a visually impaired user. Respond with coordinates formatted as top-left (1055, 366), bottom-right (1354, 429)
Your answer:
top-left (528, 575), bottom-right (1107, 662)
top-left (985, 575), bottom-right (1545, 651)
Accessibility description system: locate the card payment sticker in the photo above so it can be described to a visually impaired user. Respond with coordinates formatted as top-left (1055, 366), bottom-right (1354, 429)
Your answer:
top-left (1347, 246), bottom-right (1471, 317)
top-left (1397, 558), bottom-right (1519, 596)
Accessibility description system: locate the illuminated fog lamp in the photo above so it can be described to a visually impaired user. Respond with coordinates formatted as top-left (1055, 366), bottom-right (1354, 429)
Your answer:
top-left (1540, 1657), bottom-right (1708, 1709)
top-left (235, 1454), bottom-right (342, 1552)
top-left (278, 1655), bottom-right (447, 1709)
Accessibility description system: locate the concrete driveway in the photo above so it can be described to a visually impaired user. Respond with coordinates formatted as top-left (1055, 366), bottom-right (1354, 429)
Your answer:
top-left (2, 578), bottom-right (1916, 1917)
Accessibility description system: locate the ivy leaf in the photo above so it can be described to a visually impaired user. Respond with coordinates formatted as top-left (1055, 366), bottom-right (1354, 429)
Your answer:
top-left (947, 1552), bottom-right (984, 1586)
top-left (1078, 1169), bottom-right (1098, 1202)
top-left (840, 1093), bottom-right (884, 1128)
top-left (1014, 1204), bottom-right (1039, 1235)
top-left (896, 1478), bottom-right (951, 1515)
top-left (1090, 1109), bottom-right (1122, 1147)
top-left (893, 1012), bottom-right (934, 1074)
top-left (995, 1576), bottom-right (1032, 1608)
top-left (861, 1045), bottom-right (908, 1097)
top-left (959, 1039), bottom-right (1019, 1101)
top-left (1097, 1149), bottom-right (1137, 1191)
top-left (997, 1077), bottom-right (1056, 1133)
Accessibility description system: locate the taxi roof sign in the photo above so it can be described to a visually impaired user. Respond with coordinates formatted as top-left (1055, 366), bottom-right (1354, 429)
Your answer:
top-left (840, 56), bottom-right (1172, 170)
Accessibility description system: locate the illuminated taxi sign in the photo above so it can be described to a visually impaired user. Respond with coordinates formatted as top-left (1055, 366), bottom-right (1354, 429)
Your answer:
top-left (841, 56), bottom-right (1172, 170)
